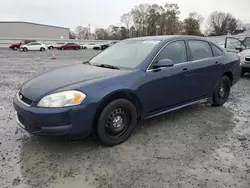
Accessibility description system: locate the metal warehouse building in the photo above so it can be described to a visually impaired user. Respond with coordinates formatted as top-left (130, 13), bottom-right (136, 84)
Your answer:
top-left (0, 21), bottom-right (69, 39)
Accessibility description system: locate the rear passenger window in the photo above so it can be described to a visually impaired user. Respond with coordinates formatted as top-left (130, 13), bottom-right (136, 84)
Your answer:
top-left (212, 44), bottom-right (223, 56)
top-left (188, 40), bottom-right (213, 60)
top-left (154, 40), bottom-right (187, 65)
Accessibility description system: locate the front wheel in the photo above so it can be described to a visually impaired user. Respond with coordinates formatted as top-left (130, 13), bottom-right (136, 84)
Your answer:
top-left (211, 76), bottom-right (231, 107)
top-left (40, 47), bottom-right (45, 51)
top-left (96, 99), bottom-right (137, 146)
top-left (13, 46), bottom-right (19, 51)
top-left (23, 47), bottom-right (28, 52)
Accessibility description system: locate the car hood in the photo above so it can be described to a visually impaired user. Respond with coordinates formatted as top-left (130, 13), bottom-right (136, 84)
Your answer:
top-left (20, 64), bottom-right (122, 101)
top-left (239, 49), bottom-right (250, 56)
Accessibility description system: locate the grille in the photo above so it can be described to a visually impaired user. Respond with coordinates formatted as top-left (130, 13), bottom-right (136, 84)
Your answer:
top-left (18, 92), bottom-right (33, 105)
top-left (17, 113), bottom-right (41, 132)
top-left (245, 57), bottom-right (250, 62)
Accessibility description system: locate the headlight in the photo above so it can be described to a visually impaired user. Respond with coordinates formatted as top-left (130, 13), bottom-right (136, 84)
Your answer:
top-left (37, 90), bottom-right (86, 108)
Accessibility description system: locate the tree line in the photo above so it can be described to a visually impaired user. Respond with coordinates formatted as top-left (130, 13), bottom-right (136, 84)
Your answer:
top-left (69, 3), bottom-right (249, 40)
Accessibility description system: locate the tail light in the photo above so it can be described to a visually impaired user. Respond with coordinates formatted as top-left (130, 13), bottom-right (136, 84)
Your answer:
top-left (238, 54), bottom-right (242, 65)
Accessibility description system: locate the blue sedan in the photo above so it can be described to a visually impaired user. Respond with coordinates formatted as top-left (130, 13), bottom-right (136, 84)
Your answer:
top-left (14, 35), bottom-right (241, 146)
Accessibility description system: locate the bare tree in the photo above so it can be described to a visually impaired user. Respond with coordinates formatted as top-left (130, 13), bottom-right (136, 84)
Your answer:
top-left (131, 4), bottom-right (150, 36)
top-left (189, 12), bottom-right (204, 24)
top-left (207, 11), bottom-right (241, 35)
top-left (95, 28), bottom-right (109, 40)
top-left (75, 26), bottom-right (89, 39)
top-left (121, 13), bottom-right (132, 30)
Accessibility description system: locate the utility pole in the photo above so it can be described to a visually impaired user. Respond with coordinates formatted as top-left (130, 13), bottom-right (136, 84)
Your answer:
top-left (156, 25), bottom-right (160, 36)
top-left (88, 24), bottom-right (91, 39)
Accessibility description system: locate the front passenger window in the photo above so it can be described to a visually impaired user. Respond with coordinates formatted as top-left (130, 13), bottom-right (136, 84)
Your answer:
top-left (154, 40), bottom-right (187, 65)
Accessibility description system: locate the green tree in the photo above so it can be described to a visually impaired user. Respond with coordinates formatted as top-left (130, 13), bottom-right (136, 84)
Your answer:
top-left (184, 12), bottom-right (203, 35)
top-left (120, 26), bottom-right (127, 39)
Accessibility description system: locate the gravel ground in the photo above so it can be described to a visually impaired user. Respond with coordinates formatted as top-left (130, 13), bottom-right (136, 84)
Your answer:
top-left (0, 49), bottom-right (249, 188)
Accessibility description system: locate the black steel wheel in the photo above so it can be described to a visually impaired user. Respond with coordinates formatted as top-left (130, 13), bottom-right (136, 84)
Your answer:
top-left (96, 99), bottom-right (137, 146)
top-left (211, 76), bottom-right (231, 106)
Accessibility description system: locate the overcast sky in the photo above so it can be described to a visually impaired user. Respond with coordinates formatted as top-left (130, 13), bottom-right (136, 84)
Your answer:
top-left (1, 0), bottom-right (250, 31)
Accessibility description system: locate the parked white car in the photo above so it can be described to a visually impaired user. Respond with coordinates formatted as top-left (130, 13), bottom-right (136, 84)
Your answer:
top-left (20, 42), bottom-right (48, 52)
top-left (81, 43), bottom-right (96, 49)
top-left (47, 42), bottom-right (66, 49)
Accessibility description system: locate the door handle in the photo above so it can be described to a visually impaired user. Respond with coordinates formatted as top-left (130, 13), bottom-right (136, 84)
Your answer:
top-left (182, 68), bottom-right (190, 72)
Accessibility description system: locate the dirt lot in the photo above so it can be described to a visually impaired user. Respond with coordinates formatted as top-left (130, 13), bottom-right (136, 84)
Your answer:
top-left (0, 49), bottom-right (249, 188)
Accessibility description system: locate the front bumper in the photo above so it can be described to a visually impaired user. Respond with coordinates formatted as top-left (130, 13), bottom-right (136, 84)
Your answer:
top-left (242, 62), bottom-right (250, 72)
top-left (13, 93), bottom-right (96, 137)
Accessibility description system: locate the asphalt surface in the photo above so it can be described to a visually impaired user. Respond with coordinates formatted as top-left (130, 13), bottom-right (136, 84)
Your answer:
top-left (0, 49), bottom-right (249, 188)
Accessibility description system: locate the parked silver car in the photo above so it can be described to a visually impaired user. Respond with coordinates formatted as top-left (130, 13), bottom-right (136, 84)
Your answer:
top-left (223, 37), bottom-right (250, 76)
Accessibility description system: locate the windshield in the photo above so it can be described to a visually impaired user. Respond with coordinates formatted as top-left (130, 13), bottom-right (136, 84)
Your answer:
top-left (89, 40), bottom-right (161, 69)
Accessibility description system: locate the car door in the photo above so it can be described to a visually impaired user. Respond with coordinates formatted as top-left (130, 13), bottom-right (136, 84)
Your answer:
top-left (242, 37), bottom-right (250, 48)
top-left (64, 43), bottom-right (71, 49)
top-left (33, 43), bottom-right (41, 51)
top-left (187, 40), bottom-right (223, 98)
top-left (27, 43), bottom-right (36, 50)
top-left (142, 40), bottom-right (194, 114)
top-left (225, 37), bottom-right (247, 52)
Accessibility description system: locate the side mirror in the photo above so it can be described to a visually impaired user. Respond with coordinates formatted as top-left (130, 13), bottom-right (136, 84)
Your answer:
top-left (235, 47), bottom-right (245, 52)
top-left (153, 59), bottom-right (174, 68)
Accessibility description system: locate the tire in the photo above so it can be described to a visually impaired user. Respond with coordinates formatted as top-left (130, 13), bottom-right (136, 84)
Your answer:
top-left (23, 47), bottom-right (28, 52)
top-left (61, 47), bottom-right (64, 50)
top-left (211, 76), bottom-right (231, 107)
top-left (48, 46), bottom-right (53, 50)
top-left (96, 99), bottom-right (137, 146)
top-left (40, 47), bottom-right (45, 51)
top-left (83, 47), bottom-right (87, 50)
top-left (13, 46), bottom-right (18, 51)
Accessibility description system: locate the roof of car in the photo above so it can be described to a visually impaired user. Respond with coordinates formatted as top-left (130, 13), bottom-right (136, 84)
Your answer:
top-left (126, 35), bottom-right (208, 41)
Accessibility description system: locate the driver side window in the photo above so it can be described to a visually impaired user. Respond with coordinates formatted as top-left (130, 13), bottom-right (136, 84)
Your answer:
top-left (152, 40), bottom-right (187, 67)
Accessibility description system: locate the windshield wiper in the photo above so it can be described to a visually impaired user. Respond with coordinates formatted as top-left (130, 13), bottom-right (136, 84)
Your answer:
top-left (96, 64), bottom-right (120, 70)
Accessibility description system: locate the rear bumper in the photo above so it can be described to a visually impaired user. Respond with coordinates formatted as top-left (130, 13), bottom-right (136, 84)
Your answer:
top-left (13, 93), bottom-right (96, 138)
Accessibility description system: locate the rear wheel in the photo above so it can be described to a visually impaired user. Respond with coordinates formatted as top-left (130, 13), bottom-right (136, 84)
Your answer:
top-left (211, 76), bottom-right (231, 107)
top-left (48, 46), bottom-right (53, 50)
top-left (96, 99), bottom-right (137, 146)
top-left (40, 47), bottom-right (45, 51)
top-left (23, 47), bottom-right (28, 52)
top-left (13, 46), bottom-right (18, 51)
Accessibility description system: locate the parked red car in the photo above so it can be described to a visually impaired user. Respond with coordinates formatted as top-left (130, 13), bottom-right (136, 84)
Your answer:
top-left (56, 43), bottom-right (81, 50)
top-left (9, 40), bottom-right (36, 50)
